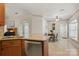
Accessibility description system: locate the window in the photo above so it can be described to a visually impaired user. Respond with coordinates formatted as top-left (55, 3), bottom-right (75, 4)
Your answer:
top-left (69, 19), bottom-right (77, 40)
top-left (60, 23), bottom-right (67, 38)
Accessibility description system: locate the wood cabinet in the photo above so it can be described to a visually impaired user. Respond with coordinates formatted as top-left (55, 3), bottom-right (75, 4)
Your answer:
top-left (0, 41), bottom-right (2, 55)
top-left (0, 50), bottom-right (1, 56)
top-left (0, 48), bottom-right (1, 56)
top-left (0, 3), bottom-right (5, 26)
top-left (2, 46), bottom-right (22, 56)
top-left (0, 39), bottom-right (26, 56)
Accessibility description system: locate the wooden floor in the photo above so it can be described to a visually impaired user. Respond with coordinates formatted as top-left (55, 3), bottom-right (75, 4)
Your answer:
top-left (49, 39), bottom-right (79, 56)
top-left (25, 38), bottom-right (79, 56)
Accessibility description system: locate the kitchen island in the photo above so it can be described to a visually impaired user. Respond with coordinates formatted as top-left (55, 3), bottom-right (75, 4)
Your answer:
top-left (0, 35), bottom-right (48, 56)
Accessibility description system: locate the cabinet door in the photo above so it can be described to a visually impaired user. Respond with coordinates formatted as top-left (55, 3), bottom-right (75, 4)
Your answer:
top-left (2, 46), bottom-right (22, 56)
top-left (0, 41), bottom-right (2, 56)
top-left (0, 3), bottom-right (5, 26)
top-left (1, 40), bottom-right (22, 56)
top-left (0, 48), bottom-right (1, 56)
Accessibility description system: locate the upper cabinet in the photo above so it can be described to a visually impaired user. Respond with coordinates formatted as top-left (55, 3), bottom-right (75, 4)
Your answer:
top-left (0, 3), bottom-right (5, 26)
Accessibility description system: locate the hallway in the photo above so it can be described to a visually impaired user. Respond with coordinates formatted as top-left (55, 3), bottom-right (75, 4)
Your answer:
top-left (49, 39), bottom-right (79, 56)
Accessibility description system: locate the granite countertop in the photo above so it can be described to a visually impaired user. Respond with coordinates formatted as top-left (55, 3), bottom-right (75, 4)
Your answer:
top-left (0, 36), bottom-right (25, 41)
top-left (0, 35), bottom-right (48, 41)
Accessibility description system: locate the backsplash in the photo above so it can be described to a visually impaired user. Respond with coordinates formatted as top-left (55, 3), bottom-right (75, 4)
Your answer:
top-left (0, 26), bottom-right (4, 38)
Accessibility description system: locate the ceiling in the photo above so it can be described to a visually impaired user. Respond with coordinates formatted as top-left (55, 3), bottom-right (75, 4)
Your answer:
top-left (6, 3), bottom-right (79, 21)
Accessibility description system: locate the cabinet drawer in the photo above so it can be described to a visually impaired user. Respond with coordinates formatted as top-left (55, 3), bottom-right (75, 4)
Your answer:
top-left (2, 40), bottom-right (21, 48)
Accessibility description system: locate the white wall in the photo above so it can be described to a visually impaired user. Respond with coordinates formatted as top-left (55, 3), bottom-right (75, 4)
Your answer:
top-left (5, 3), bottom-right (31, 36)
top-left (31, 16), bottom-right (43, 35)
top-left (42, 18), bottom-right (48, 35)
top-left (31, 15), bottom-right (48, 35)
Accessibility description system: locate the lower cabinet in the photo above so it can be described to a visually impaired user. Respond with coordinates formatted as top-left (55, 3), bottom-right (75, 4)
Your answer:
top-left (0, 41), bottom-right (2, 55)
top-left (0, 48), bottom-right (1, 56)
top-left (2, 46), bottom-right (22, 56)
top-left (0, 40), bottom-right (26, 56)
